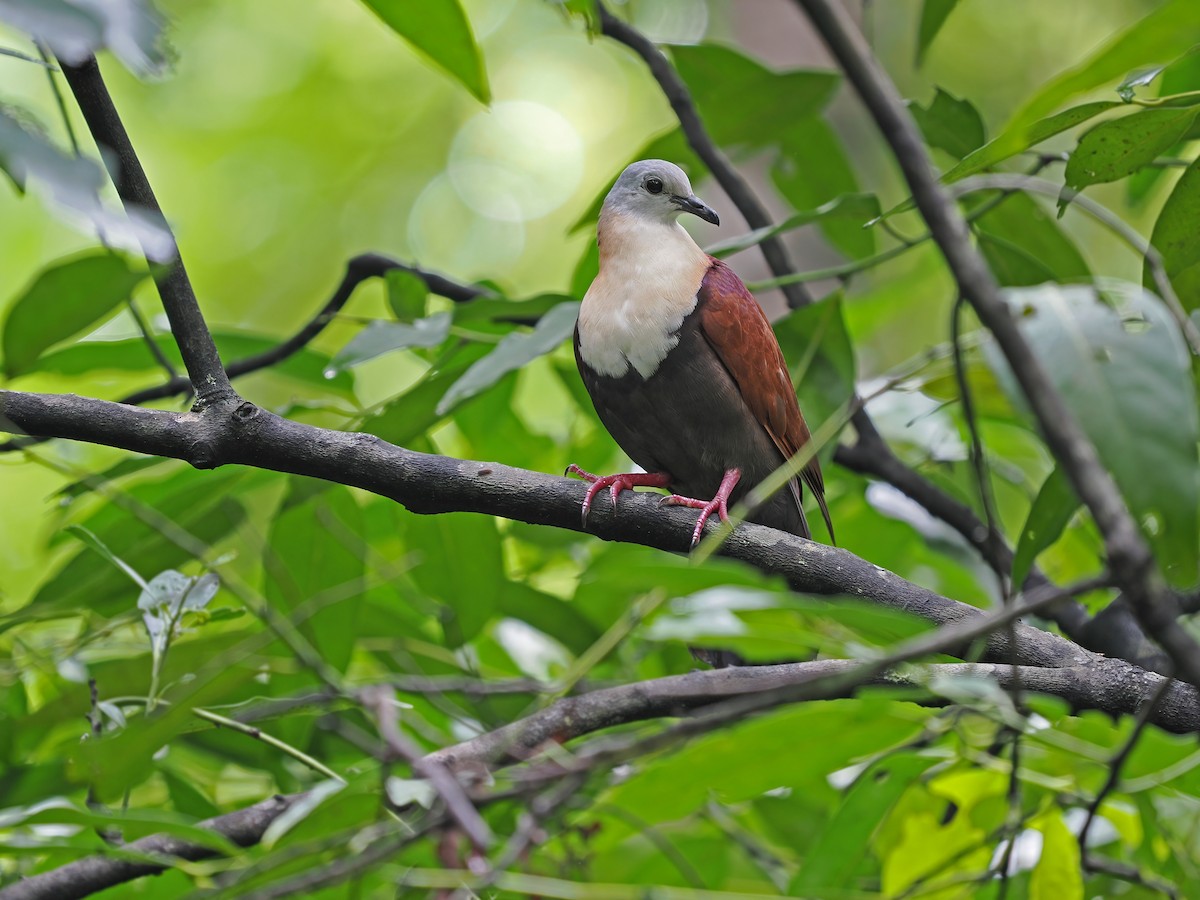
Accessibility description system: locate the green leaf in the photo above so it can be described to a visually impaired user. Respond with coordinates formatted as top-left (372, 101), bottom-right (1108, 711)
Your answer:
top-left (65, 524), bottom-right (149, 593)
top-left (328, 313), bottom-right (452, 374)
top-left (2, 251), bottom-right (150, 378)
top-left (34, 469), bottom-right (249, 615)
top-left (1146, 156), bottom-right (1200, 313)
top-left (993, 0), bottom-right (1200, 159)
top-left (908, 88), bottom-right (986, 159)
top-left (385, 269), bottom-right (429, 320)
top-left (1030, 810), bottom-right (1084, 900)
top-left (973, 192), bottom-right (1090, 286)
top-left (772, 292), bottom-right (856, 443)
top-left (1063, 107), bottom-right (1197, 198)
top-left (792, 754), bottom-right (935, 892)
top-left (671, 44), bottom-right (839, 148)
top-left (359, 0), bottom-right (489, 103)
top-left (985, 282), bottom-right (1199, 586)
top-left (265, 481), bottom-right (365, 672)
top-left (774, 118), bottom-right (872, 259)
top-left (1012, 465), bottom-right (1080, 590)
top-left (915, 0), bottom-right (960, 65)
top-left (937, 101), bottom-right (1122, 189)
top-left (404, 513), bottom-right (501, 644)
top-left (437, 300), bottom-right (578, 414)
top-left (1117, 65), bottom-right (1168, 102)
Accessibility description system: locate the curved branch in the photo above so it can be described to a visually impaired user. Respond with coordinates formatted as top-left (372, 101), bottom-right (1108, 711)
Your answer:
top-left (794, 0), bottom-right (1200, 686)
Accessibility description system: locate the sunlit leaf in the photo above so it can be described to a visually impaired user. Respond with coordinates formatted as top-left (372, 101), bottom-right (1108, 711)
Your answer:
top-left (328, 313), bottom-right (452, 373)
top-left (2, 251), bottom-right (150, 378)
top-left (359, 0), bottom-right (489, 103)
top-left (437, 300), bottom-right (578, 414)
top-left (1030, 810), bottom-right (1084, 900)
top-left (1063, 107), bottom-right (1197, 203)
top-left (1012, 465), bottom-right (1080, 589)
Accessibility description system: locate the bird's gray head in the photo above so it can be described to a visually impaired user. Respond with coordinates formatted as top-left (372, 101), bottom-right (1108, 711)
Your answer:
top-left (601, 159), bottom-right (720, 226)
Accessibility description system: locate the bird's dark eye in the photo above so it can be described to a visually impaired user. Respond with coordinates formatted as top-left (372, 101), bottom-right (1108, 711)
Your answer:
top-left (645, 177), bottom-right (663, 195)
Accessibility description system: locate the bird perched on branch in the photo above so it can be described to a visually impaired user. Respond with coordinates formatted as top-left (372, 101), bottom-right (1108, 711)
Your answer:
top-left (569, 159), bottom-right (833, 548)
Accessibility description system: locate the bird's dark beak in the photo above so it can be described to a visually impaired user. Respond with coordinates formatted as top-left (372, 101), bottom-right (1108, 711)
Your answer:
top-left (672, 194), bottom-right (720, 226)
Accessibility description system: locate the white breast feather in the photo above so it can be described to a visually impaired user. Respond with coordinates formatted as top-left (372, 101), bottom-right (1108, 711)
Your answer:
top-left (577, 214), bottom-right (709, 379)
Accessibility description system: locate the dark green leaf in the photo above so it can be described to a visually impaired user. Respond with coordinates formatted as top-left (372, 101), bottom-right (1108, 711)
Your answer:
top-left (1064, 107), bottom-right (1197, 195)
top-left (265, 481), bottom-right (365, 672)
top-left (1012, 465), bottom-right (1080, 589)
top-left (385, 269), bottom-right (429, 320)
top-left (65, 524), bottom-right (148, 592)
top-left (974, 192), bottom-right (1090, 286)
top-left (908, 88), bottom-right (986, 158)
top-left (1146, 156), bottom-right (1200, 313)
top-left (2, 252), bottom-right (150, 378)
top-left (437, 300), bottom-right (578, 414)
top-left (405, 513), bottom-right (501, 644)
top-left (916, 0), bottom-right (960, 65)
top-left (359, 0), bottom-right (489, 103)
top-left (454, 293), bottom-right (566, 324)
top-left (672, 44), bottom-right (839, 148)
top-left (328, 313), bottom-right (451, 373)
top-left (56, 456), bottom-right (167, 499)
top-left (985, 282), bottom-right (1199, 585)
top-left (792, 755), bottom-right (935, 891)
top-left (34, 469), bottom-right (249, 615)
top-left (772, 292), bottom-right (856, 442)
top-left (774, 118), bottom-right (872, 259)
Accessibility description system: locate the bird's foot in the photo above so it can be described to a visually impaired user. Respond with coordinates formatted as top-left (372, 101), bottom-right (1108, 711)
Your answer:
top-left (565, 465), bottom-right (672, 527)
top-left (659, 468), bottom-right (742, 548)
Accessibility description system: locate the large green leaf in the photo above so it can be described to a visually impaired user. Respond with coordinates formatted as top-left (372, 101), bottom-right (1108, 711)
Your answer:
top-left (403, 512), bottom-right (501, 644)
top-left (1030, 810), bottom-right (1084, 900)
top-left (2, 252), bottom-right (150, 378)
top-left (359, 0), bottom-right (489, 103)
top-left (973, 192), bottom-right (1090, 286)
top-left (265, 481), bottom-right (366, 672)
top-left (1146, 156), bottom-right (1200, 313)
top-left (1064, 107), bottom-right (1197, 197)
top-left (908, 87), bottom-right (986, 159)
top-left (984, 282), bottom-right (1199, 586)
top-left (33, 469), bottom-right (249, 614)
top-left (437, 300), bottom-right (578, 414)
top-left (671, 44), bottom-right (839, 148)
top-left (1012, 465), bottom-right (1080, 589)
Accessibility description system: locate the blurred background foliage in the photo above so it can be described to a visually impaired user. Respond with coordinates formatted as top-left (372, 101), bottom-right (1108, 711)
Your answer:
top-left (2, 0), bottom-right (1200, 897)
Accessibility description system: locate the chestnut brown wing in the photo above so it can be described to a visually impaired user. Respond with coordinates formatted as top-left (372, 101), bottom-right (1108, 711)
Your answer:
top-left (695, 259), bottom-right (834, 542)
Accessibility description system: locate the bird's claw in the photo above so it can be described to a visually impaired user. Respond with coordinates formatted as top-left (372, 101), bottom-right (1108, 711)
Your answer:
top-left (660, 494), bottom-right (731, 548)
top-left (565, 465), bottom-right (672, 528)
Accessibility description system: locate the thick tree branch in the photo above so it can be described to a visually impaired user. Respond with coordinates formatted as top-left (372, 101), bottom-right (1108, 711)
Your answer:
top-left (0, 389), bottom-right (1090, 670)
top-left (596, 2), bottom-right (812, 310)
top-left (4, 656), bottom-right (1193, 900)
top-left (57, 56), bottom-right (233, 406)
top-left (794, 0), bottom-right (1200, 686)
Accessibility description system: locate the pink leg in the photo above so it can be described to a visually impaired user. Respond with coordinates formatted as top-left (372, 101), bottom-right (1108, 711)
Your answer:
top-left (565, 465), bottom-right (672, 527)
top-left (660, 468), bottom-right (742, 548)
